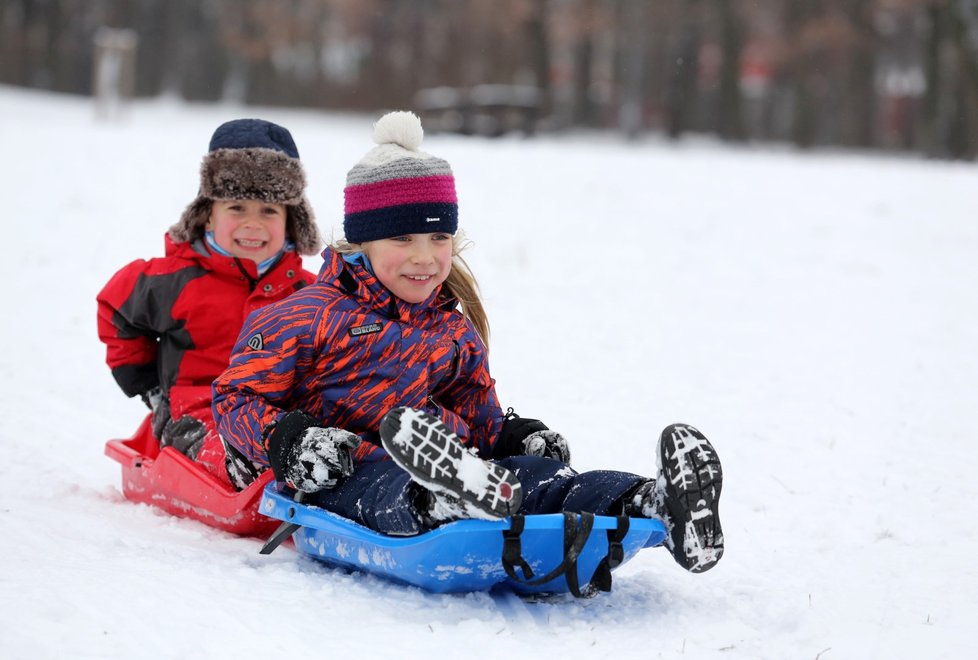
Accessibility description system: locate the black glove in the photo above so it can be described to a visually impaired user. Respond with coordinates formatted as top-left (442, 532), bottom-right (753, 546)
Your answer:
top-left (161, 415), bottom-right (207, 460)
top-left (492, 409), bottom-right (572, 465)
top-left (140, 386), bottom-right (171, 441)
top-left (140, 385), bottom-right (164, 410)
top-left (266, 411), bottom-right (362, 493)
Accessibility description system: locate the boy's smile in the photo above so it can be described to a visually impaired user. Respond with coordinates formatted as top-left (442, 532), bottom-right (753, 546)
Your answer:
top-left (207, 200), bottom-right (287, 264)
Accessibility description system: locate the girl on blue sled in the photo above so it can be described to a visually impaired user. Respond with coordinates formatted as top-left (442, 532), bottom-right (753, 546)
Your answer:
top-left (213, 112), bottom-right (724, 573)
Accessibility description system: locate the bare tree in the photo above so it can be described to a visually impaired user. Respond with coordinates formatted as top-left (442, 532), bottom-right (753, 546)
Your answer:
top-left (1, 0), bottom-right (974, 158)
top-left (525, 0), bottom-right (554, 117)
top-left (665, 0), bottom-right (703, 139)
top-left (716, 0), bottom-right (745, 140)
top-left (842, 0), bottom-right (878, 148)
top-left (569, 0), bottom-right (599, 126)
top-left (926, 0), bottom-right (978, 157)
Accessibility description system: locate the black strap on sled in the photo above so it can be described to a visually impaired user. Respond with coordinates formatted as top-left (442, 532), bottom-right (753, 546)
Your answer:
top-left (501, 512), bottom-right (630, 598)
top-left (588, 515), bottom-right (630, 594)
top-left (501, 515), bottom-right (535, 581)
top-left (260, 490), bottom-right (305, 555)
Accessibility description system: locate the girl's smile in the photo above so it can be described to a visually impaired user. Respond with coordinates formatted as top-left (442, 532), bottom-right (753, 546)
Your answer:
top-left (362, 233), bottom-right (453, 303)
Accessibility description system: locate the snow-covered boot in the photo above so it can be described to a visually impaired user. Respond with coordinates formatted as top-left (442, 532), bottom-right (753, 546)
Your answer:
top-left (627, 424), bottom-right (724, 573)
top-left (380, 407), bottom-right (523, 521)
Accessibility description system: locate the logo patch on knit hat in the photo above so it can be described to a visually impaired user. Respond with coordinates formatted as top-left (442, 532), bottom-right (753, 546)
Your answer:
top-left (349, 322), bottom-right (383, 337)
top-left (246, 333), bottom-right (264, 350)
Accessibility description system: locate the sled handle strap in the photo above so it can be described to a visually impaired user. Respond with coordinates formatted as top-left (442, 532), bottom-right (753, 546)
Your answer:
top-left (586, 515), bottom-right (631, 594)
top-left (260, 490), bottom-right (305, 555)
top-left (500, 512), bottom-right (596, 598)
top-left (501, 515), bottom-right (534, 581)
top-left (561, 512), bottom-right (595, 598)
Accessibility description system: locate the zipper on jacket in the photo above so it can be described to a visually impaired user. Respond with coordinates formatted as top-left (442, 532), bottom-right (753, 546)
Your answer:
top-left (337, 263), bottom-right (400, 320)
top-left (233, 258), bottom-right (258, 292)
top-left (448, 339), bottom-right (460, 380)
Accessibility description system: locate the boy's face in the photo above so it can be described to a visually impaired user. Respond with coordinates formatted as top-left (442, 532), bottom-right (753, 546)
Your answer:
top-left (361, 233), bottom-right (453, 304)
top-left (206, 200), bottom-right (287, 264)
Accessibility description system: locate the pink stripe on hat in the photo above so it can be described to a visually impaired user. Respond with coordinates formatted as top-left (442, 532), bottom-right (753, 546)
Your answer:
top-left (344, 175), bottom-right (457, 214)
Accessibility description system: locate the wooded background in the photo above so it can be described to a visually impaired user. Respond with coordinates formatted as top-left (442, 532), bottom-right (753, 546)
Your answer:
top-left (3, 0), bottom-right (977, 158)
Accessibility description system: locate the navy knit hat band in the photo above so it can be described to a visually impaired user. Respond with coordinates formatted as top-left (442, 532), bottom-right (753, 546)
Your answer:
top-left (344, 202), bottom-right (458, 244)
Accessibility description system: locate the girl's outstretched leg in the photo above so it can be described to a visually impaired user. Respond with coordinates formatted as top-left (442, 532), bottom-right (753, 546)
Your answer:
top-left (627, 424), bottom-right (724, 573)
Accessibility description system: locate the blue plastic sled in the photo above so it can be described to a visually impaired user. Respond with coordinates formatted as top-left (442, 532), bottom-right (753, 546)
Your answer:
top-left (259, 483), bottom-right (667, 595)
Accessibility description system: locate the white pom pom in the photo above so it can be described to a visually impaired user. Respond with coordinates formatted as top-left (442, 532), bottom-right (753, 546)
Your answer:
top-left (372, 111), bottom-right (424, 151)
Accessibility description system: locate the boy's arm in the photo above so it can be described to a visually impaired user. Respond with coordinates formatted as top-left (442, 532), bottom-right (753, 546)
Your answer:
top-left (96, 260), bottom-right (163, 398)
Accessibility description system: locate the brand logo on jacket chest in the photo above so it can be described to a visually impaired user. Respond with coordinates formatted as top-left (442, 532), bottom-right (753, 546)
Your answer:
top-left (349, 322), bottom-right (383, 337)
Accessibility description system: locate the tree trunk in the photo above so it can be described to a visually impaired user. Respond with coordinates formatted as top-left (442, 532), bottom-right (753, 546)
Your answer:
top-left (665, 0), bottom-right (702, 139)
top-left (617, 0), bottom-right (647, 139)
top-left (526, 0), bottom-right (553, 118)
top-left (843, 0), bottom-right (877, 148)
top-left (784, 0), bottom-right (819, 148)
top-left (571, 0), bottom-right (598, 126)
top-left (947, 1), bottom-right (978, 157)
top-left (715, 0), bottom-right (745, 141)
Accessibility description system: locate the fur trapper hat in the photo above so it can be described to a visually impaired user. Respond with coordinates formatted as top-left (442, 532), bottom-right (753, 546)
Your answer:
top-left (169, 118), bottom-right (322, 255)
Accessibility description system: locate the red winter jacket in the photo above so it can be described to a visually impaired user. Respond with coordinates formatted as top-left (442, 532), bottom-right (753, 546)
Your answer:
top-left (97, 234), bottom-right (316, 435)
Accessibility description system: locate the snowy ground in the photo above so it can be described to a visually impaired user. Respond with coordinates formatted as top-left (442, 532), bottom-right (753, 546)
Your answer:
top-left (1, 85), bottom-right (976, 659)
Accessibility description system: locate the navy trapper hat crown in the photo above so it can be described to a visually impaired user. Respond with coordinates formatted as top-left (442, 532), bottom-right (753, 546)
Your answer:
top-left (169, 118), bottom-right (322, 255)
top-left (343, 111), bottom-right (458, 244)
top-left (208, 118), bottom-right (300, 158)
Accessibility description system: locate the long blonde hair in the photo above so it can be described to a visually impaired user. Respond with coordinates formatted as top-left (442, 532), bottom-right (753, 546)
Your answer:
top-left (331, 233), bottom-right (491, 348)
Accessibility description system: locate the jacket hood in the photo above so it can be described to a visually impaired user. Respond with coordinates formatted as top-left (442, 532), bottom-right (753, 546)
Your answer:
top-left (317, 247), bottom-right (456, 321)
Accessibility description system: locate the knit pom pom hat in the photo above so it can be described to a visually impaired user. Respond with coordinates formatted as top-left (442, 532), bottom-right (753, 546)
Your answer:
top-left (343, 111), bottom-right (457, 244)
top-left (169, 118), bottom-right (322, 255)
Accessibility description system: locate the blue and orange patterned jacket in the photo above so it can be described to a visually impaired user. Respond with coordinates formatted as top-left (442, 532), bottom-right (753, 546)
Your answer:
top-left (213, 247), bottom-right (503, 469)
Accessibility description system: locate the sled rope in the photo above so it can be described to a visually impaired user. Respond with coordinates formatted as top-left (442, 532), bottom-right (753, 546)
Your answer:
top-left (501, 512), bottom-right (630, 598)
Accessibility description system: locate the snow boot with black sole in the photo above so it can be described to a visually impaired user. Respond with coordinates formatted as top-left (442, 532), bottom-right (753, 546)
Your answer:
top-left (380, 407), bottom-right (523, 521)
top-left (656, 423), bottom-right (724, 573)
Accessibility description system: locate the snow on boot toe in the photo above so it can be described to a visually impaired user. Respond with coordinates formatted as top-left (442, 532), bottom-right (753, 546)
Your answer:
top-left (380, 407), bottom-right (523, 520)
top-left (657, 423), bottom-right (724, 573)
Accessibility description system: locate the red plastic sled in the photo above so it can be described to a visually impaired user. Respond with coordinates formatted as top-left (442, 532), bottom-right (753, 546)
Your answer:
top-left (104, 414), bottom-right (278, 536)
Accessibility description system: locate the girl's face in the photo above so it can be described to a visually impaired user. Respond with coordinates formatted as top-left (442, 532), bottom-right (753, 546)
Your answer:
top-left (206, 199), bottom-right (287, 263)
top-left (361, 233), bottom-right (454, 303)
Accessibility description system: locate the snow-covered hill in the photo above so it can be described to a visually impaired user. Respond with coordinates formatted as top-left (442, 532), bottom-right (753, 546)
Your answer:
top-left (1, 84), bottom-right (975, 659)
